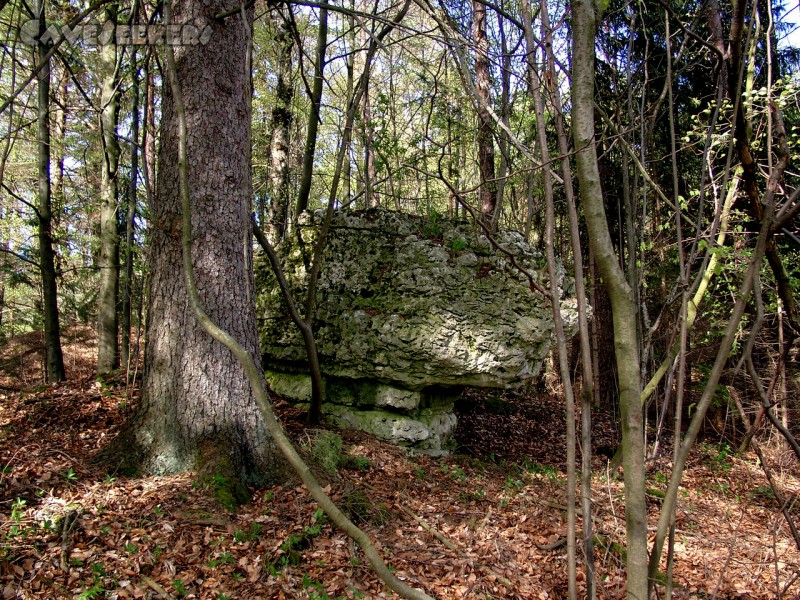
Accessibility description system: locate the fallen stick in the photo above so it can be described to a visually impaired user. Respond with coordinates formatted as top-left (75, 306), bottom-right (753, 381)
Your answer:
top-left (141, 575), bottom-right (175, 599)
top-left (59, 509), bottom-right (80, 573)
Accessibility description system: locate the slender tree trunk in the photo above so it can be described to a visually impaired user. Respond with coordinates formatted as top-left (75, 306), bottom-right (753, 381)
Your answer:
top-left (724, 0), bottom-right (798, 337)
top-left (494, 11), bottom-right (511, 225)
top-left (267, 4), bottom-right (294, 243)
top-left (97, 5), bottom-right (121, 375)
top-left (120, 0), bottom-right (281, 484)
top-left (296, 6), bottom-right (328, 216)
top-left (538, 0), bottom-right (596, 590)
top-left (143, 56), bottom-right (157, 209)
top-left (473, 0), bottom-right (496, 228)
top-left (361, 9), bottom-right (377, 209)
top-left (52, 75), bottom-right (67, 225)
top-left (341, 0), bottom-right (356, 206)
top-left (121, 39), bottom-right (140, 370)
top-left (36, 0), bottom-right (66, 383)
top-left (520, 4), bottom-right (576, 594)
top-left (571, 3), bottom-right (648, 598)
top-left (362, 87), bottom-right (377, 208)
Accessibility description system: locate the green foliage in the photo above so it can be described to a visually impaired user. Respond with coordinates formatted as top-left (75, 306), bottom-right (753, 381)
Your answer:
top-left (234, 522), bottom-right (264, 543)
top-left (341, 489), bottom-right (391, 525)
top-left (301, 573), bottom-right (354, 599)
top-left (173, 578), bottom-right (189, 597)
top-left (206, 551), bottom-right (236, 568)
top-left (75, 563), bottom-right (115, 599)
top-left (749, 485), bottom-right (776, 502)
top-left (302, 430), bottom-right (372, 477)
top-left (266, 509), bottom-right (329, 573)
top-left (449, 236), bottom-right (468, 252)
top-left (524, 461), bottom-right (561, 482)
top-left (10, 497), bottom-right (26, 525)
top-left (691, 364), bottom-right (731, 409)
top-left (346, 455), bottom-right (372, 471)
top-left (203, 473), bottom-right (249, 511)
top-left (419, 208), bottom-right (444, 239)
top-left (2, 497), bottom-right (32, 549)
top-left (441, 464), bottom-right (466, 483)
top-left (76, 581), bottom-right (105, 600)
top-left (700, 442), bottom-right (734, 472)
top-left (504, 476), bottom-right (525, 492)
top-left (304, 430), bottom-right (344, 477)
top-left (461, 488), bottom-right (486, 502)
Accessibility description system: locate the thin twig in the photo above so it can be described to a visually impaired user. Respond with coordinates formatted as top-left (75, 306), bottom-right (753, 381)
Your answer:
top-left (59, 509), bottom-right (80, 573)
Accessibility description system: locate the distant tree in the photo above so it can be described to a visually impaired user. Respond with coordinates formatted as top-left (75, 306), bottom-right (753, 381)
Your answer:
top-left (472, 0), bottom-right (497, 228)
top-left (266, 3), bottom-right (295, 244)
top-left (35, 0), bottom-right (66, 382)
top-left (295, 5), bottom-right (328, 217)
top-left (120, 13), bottom-right (142, 370)
top-left (96, 5), bottom-right (121, 375)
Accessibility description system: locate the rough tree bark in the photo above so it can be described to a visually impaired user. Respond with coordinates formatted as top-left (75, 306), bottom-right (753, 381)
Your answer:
top-left (119, 0), bottom-right (282, 485)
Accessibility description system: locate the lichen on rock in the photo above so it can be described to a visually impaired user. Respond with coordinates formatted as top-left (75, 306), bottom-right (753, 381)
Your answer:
top-left (256, 208), bottom-right (580, 452)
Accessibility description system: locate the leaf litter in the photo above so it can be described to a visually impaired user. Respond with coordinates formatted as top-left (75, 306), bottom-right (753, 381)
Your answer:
top-left (0, 327), bottom-right (798, 598)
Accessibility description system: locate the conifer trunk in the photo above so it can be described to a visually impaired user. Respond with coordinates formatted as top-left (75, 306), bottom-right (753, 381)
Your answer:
top-left (125, 0), bottom-right (280, 483)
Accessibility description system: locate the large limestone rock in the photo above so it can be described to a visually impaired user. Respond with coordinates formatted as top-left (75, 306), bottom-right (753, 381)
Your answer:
top-left (256, 208), bottom-right (578, 452)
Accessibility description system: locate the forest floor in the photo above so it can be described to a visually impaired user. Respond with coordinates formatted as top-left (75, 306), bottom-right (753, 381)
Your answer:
top-left (1, 326), bottom-right (799, 599)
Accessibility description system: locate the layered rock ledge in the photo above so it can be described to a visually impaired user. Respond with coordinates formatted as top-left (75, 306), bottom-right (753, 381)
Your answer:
top-left (257, 209), bottom-right (579, 452)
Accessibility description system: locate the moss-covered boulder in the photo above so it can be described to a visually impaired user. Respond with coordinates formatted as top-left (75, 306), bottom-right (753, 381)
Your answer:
top-left (256, 208), bottom-right (579, 452)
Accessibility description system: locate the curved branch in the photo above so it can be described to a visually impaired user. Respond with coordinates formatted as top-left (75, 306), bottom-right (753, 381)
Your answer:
top-left (161, 6), bottom-right (433, 599)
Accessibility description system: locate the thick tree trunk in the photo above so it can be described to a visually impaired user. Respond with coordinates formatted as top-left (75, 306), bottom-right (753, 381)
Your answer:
top-left (36, 0), bottom-right (66, 383)
top-left (97, 7), bottom-right (121, 375)
top-left (125, 0), bottom-right (281, 484)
